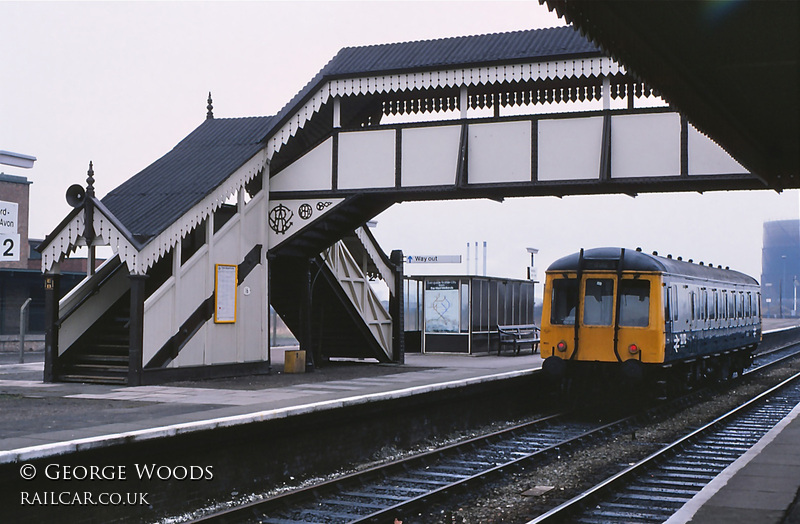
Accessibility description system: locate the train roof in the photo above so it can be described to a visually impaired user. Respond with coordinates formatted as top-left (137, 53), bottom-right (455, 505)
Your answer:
top-left (547, 247), bottom-right (759, 286)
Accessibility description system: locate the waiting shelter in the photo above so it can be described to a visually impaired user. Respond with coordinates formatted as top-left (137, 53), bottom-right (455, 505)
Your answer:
top-left (404, 275), bottom-right (536, 354)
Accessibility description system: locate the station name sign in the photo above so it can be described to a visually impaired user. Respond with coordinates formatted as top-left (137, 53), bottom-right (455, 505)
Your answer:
top-left (406, 255), bottom-right (462, 264)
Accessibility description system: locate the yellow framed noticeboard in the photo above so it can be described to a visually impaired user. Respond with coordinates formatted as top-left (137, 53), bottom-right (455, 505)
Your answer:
top-left (214, 264), bottom-right (238, 323)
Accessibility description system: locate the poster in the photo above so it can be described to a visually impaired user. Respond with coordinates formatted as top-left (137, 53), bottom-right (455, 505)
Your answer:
top-left (214, 264), bottom-right (238, 323)
top-left (424, 280), bottom-right (459, 333)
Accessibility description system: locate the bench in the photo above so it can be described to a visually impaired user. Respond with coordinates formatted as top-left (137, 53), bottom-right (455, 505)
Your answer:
top-left (497, 324), bottom-right (540, 355)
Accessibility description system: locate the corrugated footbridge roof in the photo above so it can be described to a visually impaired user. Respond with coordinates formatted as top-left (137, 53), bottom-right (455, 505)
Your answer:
top-left (100, 26), bottom-right (600, 247)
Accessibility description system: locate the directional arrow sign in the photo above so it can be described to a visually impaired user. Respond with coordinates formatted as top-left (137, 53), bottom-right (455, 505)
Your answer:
top-left (405, 255), bottom-right (462, 264)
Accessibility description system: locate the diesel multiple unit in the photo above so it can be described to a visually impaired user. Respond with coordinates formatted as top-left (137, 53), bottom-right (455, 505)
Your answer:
top-left (540, 247), bottom-right (761, 390)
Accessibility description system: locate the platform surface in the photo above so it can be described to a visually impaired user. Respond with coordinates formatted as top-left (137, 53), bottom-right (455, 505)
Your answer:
top-left (0, 349), bottom-right (543, 460)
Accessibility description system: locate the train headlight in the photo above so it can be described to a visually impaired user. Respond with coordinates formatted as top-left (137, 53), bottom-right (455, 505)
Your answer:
top-left (628, 343), bottom-right (640, 355)
top-left (556, 340), bottom-right (568, 352)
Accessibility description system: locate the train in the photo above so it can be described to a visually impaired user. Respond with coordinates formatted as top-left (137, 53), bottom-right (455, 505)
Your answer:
top-left (539, 247), bottom-right (761, 394)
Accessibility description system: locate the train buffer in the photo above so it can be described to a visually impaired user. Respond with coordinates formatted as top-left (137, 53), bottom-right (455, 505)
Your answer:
top-left (497, 324), bottom-right (540, 356)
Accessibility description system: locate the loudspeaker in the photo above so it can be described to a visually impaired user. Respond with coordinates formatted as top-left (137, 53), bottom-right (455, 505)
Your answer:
top-left (66, 184), bottom-right (86, 207)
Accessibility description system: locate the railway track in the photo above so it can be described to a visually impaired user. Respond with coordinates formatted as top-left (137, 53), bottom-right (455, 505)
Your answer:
top-left (186, 341), bottom-right (800, 524)
top-left (190, 413), bottom-right (625, 523)
top-left (529, 369), bottom-right (800, 523)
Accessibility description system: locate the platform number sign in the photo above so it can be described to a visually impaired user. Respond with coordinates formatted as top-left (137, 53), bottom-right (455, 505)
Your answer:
top-left (0, 234), bottom-right (21, 261)
top-left (0, 200), bottom-right (20, 262)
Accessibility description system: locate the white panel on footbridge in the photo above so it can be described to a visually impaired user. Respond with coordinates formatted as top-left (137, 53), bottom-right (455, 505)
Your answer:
top-left (537, 116), bottom-right (604, 180)
top-left (611, 113), bottom-right (681, 178)
top-left (401, 125), bottom-right (460, 187)
top-left (468, 121), bottom-right (532, 183)
top-left (338, 129), bottom-right (396, 189)
top-left (688, 125), bottom-right (748, 175)
top-left (270, 137), bottom-right (333, 192)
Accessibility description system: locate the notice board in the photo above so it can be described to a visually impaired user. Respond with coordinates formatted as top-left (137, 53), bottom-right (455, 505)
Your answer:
top-left (215, 264), bottom-right (238, 323)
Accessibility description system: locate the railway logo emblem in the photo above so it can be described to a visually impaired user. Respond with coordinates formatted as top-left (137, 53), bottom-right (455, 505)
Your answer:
top-left (268, 204), bottom-right (293, 235)
top-left (298, 203), bottom-right (313, 220)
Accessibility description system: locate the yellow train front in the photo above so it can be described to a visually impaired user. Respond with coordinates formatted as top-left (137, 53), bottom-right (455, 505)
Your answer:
top-left (540, 247), bottom-right (761, 391)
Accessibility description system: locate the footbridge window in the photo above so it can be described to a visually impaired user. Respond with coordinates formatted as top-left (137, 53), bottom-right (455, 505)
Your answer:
top-left (181, 219), bottom-right (207, 265)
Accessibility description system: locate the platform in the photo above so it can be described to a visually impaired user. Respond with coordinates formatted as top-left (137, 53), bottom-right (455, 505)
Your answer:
top-left (0, 349), bottom-right (543, 460)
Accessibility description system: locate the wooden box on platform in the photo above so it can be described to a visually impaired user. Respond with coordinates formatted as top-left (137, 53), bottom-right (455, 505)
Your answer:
top-left (284, 350), bottom-right (306, 373)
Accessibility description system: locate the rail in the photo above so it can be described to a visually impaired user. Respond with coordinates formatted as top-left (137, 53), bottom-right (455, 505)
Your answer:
top-left (528, 369), bottom-right (800, 523)
top-left (55, 256), bottom-right (124, 328)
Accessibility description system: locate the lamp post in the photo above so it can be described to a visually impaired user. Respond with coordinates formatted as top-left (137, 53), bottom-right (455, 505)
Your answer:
top-left (781, 255), bottom-right (787, 319)
top-left (526, 247), bottom-right (539, 323)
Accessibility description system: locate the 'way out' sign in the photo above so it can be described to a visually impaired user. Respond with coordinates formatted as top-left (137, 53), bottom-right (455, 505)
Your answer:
top-left (0, 200), bottom-right (20, 261)
top-left (406, 255), bottom-right (462, 264)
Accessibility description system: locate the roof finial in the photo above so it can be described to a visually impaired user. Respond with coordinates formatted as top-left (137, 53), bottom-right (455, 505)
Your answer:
top-left (206, 92), bottom-right (214, 120)
top-left (86, 161), bottom-right (95, 197)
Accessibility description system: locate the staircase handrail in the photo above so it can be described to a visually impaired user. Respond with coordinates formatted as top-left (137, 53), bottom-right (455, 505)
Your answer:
top-left (354, 225), bottom-right (396, 291)
top-left (56, 255), bottom-right (124, 328)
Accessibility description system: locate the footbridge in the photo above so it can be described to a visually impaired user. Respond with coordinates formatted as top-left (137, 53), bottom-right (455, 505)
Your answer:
top-left (38, 26), bottom-right (772, 385)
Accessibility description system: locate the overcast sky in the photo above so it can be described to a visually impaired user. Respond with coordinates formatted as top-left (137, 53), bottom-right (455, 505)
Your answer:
top-left (1, 1), bottom-right (797, 284)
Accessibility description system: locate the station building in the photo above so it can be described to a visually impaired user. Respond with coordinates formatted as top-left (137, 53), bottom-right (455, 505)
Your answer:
top-left (0, 173), bottom-right (93, 350)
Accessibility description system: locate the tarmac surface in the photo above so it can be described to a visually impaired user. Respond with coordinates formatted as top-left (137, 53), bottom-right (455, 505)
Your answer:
top-left (0, 348), bottom-right (543, 458)
top-left (3, 319), bottom-right (800, 522)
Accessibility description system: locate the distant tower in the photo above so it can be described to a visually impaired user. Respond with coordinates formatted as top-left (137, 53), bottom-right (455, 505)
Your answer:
top-left (762, 220), bottom-right (800, 318)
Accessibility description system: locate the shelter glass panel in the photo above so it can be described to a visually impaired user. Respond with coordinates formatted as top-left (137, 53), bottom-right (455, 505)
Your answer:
top-left (461, 282), bottom-right (469, 333)
top-left (489, 281), bottom-right (498, 328)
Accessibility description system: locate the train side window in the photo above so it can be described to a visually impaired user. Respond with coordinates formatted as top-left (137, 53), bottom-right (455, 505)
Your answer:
top-left (708, 291), bottom-right (716, 320)
top-left (584, 278), bottom-right (614, 326)
top-left (620, 280), bottom-right (650, 327)
top-left (670, 284), bottom-right (679, 321)
top-left (551, 279), bottom-right (579, 325)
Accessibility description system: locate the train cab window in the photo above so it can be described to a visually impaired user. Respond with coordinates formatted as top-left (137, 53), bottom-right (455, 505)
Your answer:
top-left (620, 280), bottom-right (650, 327)
top-left (583, 278), bottom-right (614, 326)
top-left (551, 279), bottom-right (579, 325)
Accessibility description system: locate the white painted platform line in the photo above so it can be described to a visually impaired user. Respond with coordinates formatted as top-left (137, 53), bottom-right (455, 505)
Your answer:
top-left (664, 401), bottom-right (800, 524)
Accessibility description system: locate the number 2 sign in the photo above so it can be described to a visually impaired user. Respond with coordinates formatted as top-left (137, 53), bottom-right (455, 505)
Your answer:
top-left (0, 234), bottom-right (20, 262)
